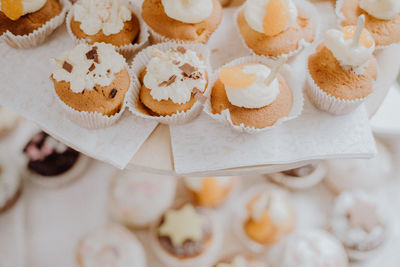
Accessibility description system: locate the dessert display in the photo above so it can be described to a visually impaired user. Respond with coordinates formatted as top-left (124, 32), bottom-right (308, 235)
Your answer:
top-left (214, 254), bottom-right (267, 267)
top-left (51, 42), bottom-right (130, 128)
top-left (76, 224), bottom-right (146, 267)
top-left (336, 0), bottom-right (400, 48)
top-left (236, 0), bottom-right (316, 58)
top-left (0, 157), bottom-right (22, 214)
top-left (141, 0), bottom-right (223, 43)
top-left (183, 176), bottom-right (235, 208)
top-left (0, 0), bottom-right (70, 48)
top-left (23, 131), bottom-right (89, 188)
top-left (267, 161), bottom-right (326, 190)
top-left (109, 171), bottom-right (177, 228)
top-left (151, 203), bottom-right (222, 266)
top-left (0, 107), bottom-right (19, 136)
top-left (324, 140), bottom-right (392, 194)
top-left (307, 15), bottom-right (378, 115)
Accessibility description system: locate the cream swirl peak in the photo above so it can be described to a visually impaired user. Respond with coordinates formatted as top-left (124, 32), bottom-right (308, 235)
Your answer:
top-left (74, 0), bottom-right (132, 36)
top-left (360, 0), bottom-right (400, 20)
top-left (161, 0), bottom-right (213, 23)
top-left (52, 43), bottom-right (126, 93)
top-left (250, 190), bottom-right (292, 225)
top-left (0, 0), bottom-right (46, 20)
top-left (143, 47), bottom-right (207, 105)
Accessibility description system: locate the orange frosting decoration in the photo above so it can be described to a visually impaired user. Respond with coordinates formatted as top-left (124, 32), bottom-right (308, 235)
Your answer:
top-left (262, 0), bottom-right (290, 37)
top-left (341, 26), bottom-right (374, 48)
top-left (219, 66), bottom-right (257, 89)
top-left (244, 210), bottom-right (280, 244)
top-left (195, 177), bottom-right (231, 207)
top-left (1, 0), bottom-right (24, 20)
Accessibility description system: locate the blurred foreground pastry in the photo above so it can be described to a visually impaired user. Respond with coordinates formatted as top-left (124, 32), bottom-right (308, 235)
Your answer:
top-left (0, 107), bottom-right (19, 136)
top-left (0, 156), bottom-right (22, 214)
top-left (215, 254), bottom-right (268, 267)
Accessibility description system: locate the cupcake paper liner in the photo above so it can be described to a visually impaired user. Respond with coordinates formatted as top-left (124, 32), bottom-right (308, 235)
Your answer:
top-left (127, 42), bottom-right (212, 125)
top-left (0, 0), bottom-right (71, 49)
top-left (234, 0), bottom-right (321, 59)
top-left (66, 1), bottom-right (149, 59)
top-left (204, 55), bottom-right (304, 134)
top-left (52, 63), bottom-right (132, 129)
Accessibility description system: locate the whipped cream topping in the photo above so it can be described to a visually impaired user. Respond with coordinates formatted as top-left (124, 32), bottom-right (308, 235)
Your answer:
top-left (224, 64), bottom-right (279, 109)
top-left (324, 28), bottom-right (375, 67)
top-left (161, 0), bottom-right (213, 24)
top-left (143, 47), bottom-right (207, 104)
top-left (0, 163), bottom-right (20, 207)
top-left (244, 0), bottom-right (297, 34)
top-left (79, 225), bottom-right (146, 267)
top-left (360, 0), bottom-right (400, 20)
top-left (74, 0), bottom-right (132, 36)
top-left (183, 176), bottom-right (233, 192)
top-left (52, 43), bottom-right (126, 93)
top-left (0, 0), bottom-right (46, 19)
top-left (251, 190), bottom-right (292, 225)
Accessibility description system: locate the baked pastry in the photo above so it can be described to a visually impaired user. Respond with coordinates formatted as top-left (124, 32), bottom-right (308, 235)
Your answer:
top-left (152, 203), bottom-right (222, 266)
top-left (236, 0), bottom-right (315, 57)
top-left (142, 0), bottom-right (222, 43)
top-left (267, 161), bottom-right (326, 190)
top-left (76, 224), bottom-right (146, 267)
top-left (109, 171), bottom-right (177, 228)
top-left (68, 0), bottom-right (140, 47)
top-left (0, 107), bottom-right (19, 136)
top-left (23, 131), bottom-right (89, 188)
top-left (307, 16), bottom-right (378, 115)
top-left (330, 191), bottom-right (387, 261)
top-left (0, 156), bottom-right (22, 214)
top-left (336, 0), bottom-right (400, 47)
top-left (214, 255), bottom-right (267, 267)
top-left (183, 176), bottom-right (235, 208)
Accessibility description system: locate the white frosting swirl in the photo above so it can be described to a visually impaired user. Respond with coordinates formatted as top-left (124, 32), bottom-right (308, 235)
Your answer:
top-left (143, 48), bottom-right (207, 104)
top-left (161, 0), bottom-right (213, 24)
top-left (74, 0), bottom-right (132, 36)
top-left (225, 64), bottom-right (279, 109)
top-left (244, 0), bottom-right (297, 34)
top-left (360, 0), bottom-right (400, 20)
top-left (0, 0), bottom-right (46, 17)
top-left (324, 29), bottom-right (375, 67)
top-left (52, 43), bottom-right (126, 93)
top-left (251, 190), bottom-right (292, 225)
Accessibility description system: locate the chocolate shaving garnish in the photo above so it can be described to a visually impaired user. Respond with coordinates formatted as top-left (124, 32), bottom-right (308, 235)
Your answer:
top-left (172, 60), bottom-right (180, 65)
top-left (158, 75), bottom-right (177, 86)
top-left (179, 63), bottom-right (197, 77)
top-left (62, 62), bottom-right (73, 73)
top-left (89, 63), bottom-right (96, 72)
top-left (109, 88), bottom-right (117, 99)
top-left (86, 47), bottom-right (99, 63)
top-left (176, 46), bottom-right (186, 54)
top-left (192, 87), bottom-right (207, 104)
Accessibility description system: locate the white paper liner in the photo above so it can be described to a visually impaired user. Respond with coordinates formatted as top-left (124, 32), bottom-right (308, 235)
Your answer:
top-left (65, 1), bottom-right (149, 59)
top-left (0, 0), bottom-right (71, 49)
top-left (149, 209), bottom-right (223, 267)
top-left (26, 154), bottom-right (89, 189)
top-left (335, 0), bottom-right (400, 50)
top-left (267, 162), bottom-right (327, 190)
top-left (127, 42), bottom-right (212, 125)
top-left (234, 0), bottom-right (321, 59)
top-left (52, 64), bottom-right (133, 129)
top-left (204, 55), bottom-right (304, 134)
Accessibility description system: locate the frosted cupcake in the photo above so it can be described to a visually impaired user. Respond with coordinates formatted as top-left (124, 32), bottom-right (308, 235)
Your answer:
top-left (23, 131), bottom-right (89, 188)
top-left (109, 171), bottom-right (176, 228)
top-left (330, 191), bottom-right (387, 261)
top-left (51, 42), bottom-right (130, 128)
top-left (336, 0), bottom-right (400, 48)
top-left (76, 224), bottom-right (146, 267)
top-left (307, 15), bottom-right (378, 115)
top-left (267, 161), bottom-right (326, 190)
top-left (0, 107), bottom-right (19, 136)
top-left (214, 255), bottom-right (268, 267)
top-left (0, 157), bottom-right (22, 214)
top-left (183, 176), bottom-right (235, 208)
top-left (0, 0), bottom-right (69, 48)
top-left (142, 0), bottom-right (222, 43)
top-left (151, 203), bottom-right (223, 267)
top-left (236, 0), bottom-right (315, 57)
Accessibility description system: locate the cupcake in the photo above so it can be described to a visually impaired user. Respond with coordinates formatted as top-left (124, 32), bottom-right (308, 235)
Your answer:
top-left (51, 42), bottom-right (130, 128)
top-left (76, 224), bottom-right (146, 267)
top-left (129, 43), bottom-right (211, 124)
top-left (141, 0), bottom-right (222, 43)
top-left (151, 203), bottom-right (223, 267)
top-left (330, 191), bottom-right (387, 261)
top-left (183, 176), bottom-right (235, 208)
top-left (0, 107), bottom-right (19, 136)
top-left (336, 0), bottom-right (400, 48)
top-left (109, 171), bottom-right (177, 228)
top-left (273, 229), bottom-right (348, 267)
top-left (0, 156), bottom-right (22, 214)
top-left (267, 161), bottom-right (326, 190)
top-left (236, 0), bottom-right (316, 58)
top-left (23, 131), bottom-right (89, 188)
top-left (307, 15), bottom-right (378, 115)
top-left (214, 255), bottom-right (268, 267)
top-left (0, 0), bottom-right (69, 48)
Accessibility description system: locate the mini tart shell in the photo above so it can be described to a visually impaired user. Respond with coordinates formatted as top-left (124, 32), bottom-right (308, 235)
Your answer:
top-left (336, 0), bottom-right (400, 48)
top-left (141, 0), bottom-right (222, 44)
